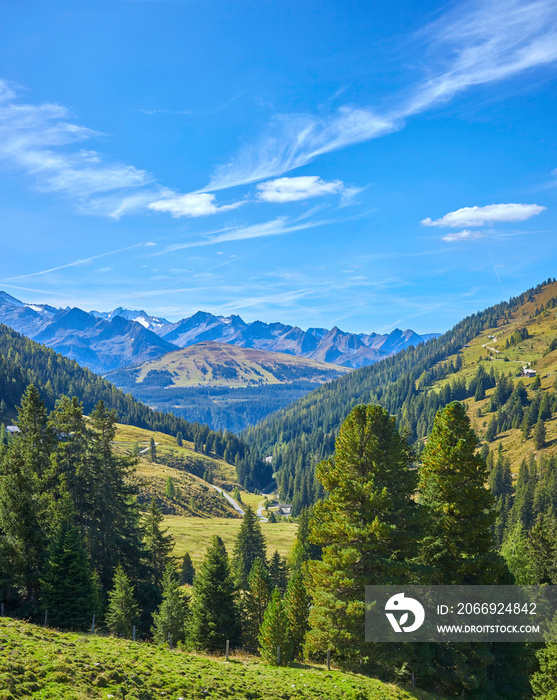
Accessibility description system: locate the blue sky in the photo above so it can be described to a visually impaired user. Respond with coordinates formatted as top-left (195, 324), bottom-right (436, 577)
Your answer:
top-left (1, 0), bottom-right (556, 334)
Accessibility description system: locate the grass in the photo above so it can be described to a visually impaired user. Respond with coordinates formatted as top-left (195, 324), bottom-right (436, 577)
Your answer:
top-left (165, 515), bottom-right (298, 564)
top-left (0, 617), bottom-right (442, 700)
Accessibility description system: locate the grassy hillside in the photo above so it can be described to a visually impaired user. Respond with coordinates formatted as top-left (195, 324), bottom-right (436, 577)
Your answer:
top-left (424, 280), bottom-right (557, 476)
top-left (166, 515), bottom-right (298, 565)
top-left (0, 617), bottom-right (440, 700)
top-left (108, 341), bottom-right (350, 389)
top-left (105, 342), bottom-right (351, 432)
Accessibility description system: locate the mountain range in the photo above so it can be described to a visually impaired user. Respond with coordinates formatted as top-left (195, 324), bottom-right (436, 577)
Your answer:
top-left (0, 291), bottom-right (439, 375)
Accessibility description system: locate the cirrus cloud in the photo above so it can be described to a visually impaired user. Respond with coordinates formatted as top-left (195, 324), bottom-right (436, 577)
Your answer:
top-left (421, 203), bottom-right (546, 228)
top-left (256, 176), bottom-right (345, 203)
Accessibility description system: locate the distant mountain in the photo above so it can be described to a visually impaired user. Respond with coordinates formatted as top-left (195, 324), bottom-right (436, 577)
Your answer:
top-left (0, 293), bottom-right (177, 374)
top-left (0, 292), bottom-right (439, 374)
top-left (105, 342), bottom-right (351, 432)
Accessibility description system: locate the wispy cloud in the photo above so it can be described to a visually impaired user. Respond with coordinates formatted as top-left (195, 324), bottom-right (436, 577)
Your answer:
top-left (3, 242), bottom-right (153, 281)
top-left (148, 192), bottom-right (244, 217)
top-left (441, 229), bottom-right (484, 242)
top-left (0, 80), bottom-right (159, 216)
top-left (256, 176), bottom-right (344, 203)
top-left (205, 0), bottom-right (557, 191)
top-left (422, 203), bottom-right (546, 227)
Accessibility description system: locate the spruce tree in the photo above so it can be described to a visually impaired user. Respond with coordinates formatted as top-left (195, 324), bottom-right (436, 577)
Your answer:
top-left (528, 513), bottom-right (557, 584)
top-left (419, 402), bottom-right (507, 585)
top-left (242, 557), bottom-right (272, 649)
top-left (165, 476), bottom-right (175, 499)
top-left (143, 498), bottom-right (174, 588)
top-left (40, 501), bottom-right (98, 630)
top-left (106, 565), bottom-right (139, 638)
top-left (189, 536), bottom-right (240, 650)
top-left (305, 403), bottom-right (419, 669)
top-left (152, 563), bottom-right (188, 645)
top-left (258, 588), bottom-right (292, 665)
top-left (148, 437), bottom-right (156, 463)
top-left (232, 506), bottom-right (267, 589)
top-left (534, 418), bottom-right (547, 450)
top-left (268, 550), bottom-right (288, 593)
top-left (180, 551), bottom-right (195, 585)
top-left (486, 416), bottom-right (498, 442)
top-left (284, 569), bottom-right (310, 660)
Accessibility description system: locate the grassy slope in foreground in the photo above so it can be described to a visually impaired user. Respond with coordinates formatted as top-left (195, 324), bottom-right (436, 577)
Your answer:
top-left (0, 618), bottom-right (441, 700)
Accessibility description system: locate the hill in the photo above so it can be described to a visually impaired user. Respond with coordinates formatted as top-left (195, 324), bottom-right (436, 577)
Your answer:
top-left (0, 617), bottom-right (439, 700)
top-left (106, 342), bottom-right (351, 431)
top-left (244, 278), bottom-right (557, 511)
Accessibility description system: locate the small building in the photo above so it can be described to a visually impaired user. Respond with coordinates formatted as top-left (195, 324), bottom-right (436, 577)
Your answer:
top-left (277, 504), bottom-right (292, 516)
top-left (521, 368), bottom-right (537, 378)
top-left (264, 455), bottom-right (273, 463)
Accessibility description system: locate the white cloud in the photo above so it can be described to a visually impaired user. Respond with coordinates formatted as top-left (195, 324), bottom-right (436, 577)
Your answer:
top-left (0, 80), bottom-right (156, 215)
top-left (147, 192), bottom-right (243, 218)
top-left (205, 0), bottom-right (557, 191)
top-left (256, 176), bottom-right (344, 203)
top-left (422, 203), bottom-right (546, 228)
top-left (441, 229), bottom-right (484, 242)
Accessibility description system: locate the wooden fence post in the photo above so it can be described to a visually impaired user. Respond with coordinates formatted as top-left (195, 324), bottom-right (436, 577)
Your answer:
top-left (133, 625), bottom-right (136, 642)
top-left (327, 649), bottom-right (331, 671)
top-left (168, 633), bottom-right (172, 650)
top-left (277, 645), bottom-right (281, 666)
top-left (225, 639), bottom-right (229, 661)
top-left (91, 614), bottom-right (95, 634)
top-left (44, 610), bottom-right (48, 628)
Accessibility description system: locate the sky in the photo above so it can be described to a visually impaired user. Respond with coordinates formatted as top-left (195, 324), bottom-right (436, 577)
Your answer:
top-left (0, 0), bottom-right (556, 335)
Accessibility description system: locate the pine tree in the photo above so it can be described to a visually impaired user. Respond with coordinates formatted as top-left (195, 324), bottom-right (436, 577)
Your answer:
top-left (258, 588), bottom-right (292, 665)
top-left (180, 551), bottom-right (195, 585)
top-left (148, 437), bottom-right (156, 463)
top-left (176, 431), bottom-right (183, 447)
top-left (528, 513), bottom-right (557, 584)
top-left (486, 416), bottom-right (498, 442)
top-left (40, 501), bottom-right (98, 629)
top-left (152, 563), bottom-right (188, 645)
top-left (106, 564), bottom-right (139, 638)
top-left (268, 550), bottom-right (288, 593)
top-left (242, 557), bottom-right (272, 649)
top-left (189, 535), bottom-right (241, 650)
top-left (165, 476), bottom-right (175, 499)
top-left (419, 402), bottom-right (508, 585)
top-left (142, 498), bottom-right (174, 588)
top-left (232, 506), bottom-right (267, 589)
top-left (305, 404), bottom-right (419, 669)
top-left (285, 569), bottom-right (310, 660)
top-left (534, 418), bottom-right (547, 450)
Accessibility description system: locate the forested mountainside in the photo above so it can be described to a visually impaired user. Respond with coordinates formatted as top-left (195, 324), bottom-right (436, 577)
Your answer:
top-left (244, 278), bottom-right (557, 513)
top-left (0, 324), bottom-right (271, 489)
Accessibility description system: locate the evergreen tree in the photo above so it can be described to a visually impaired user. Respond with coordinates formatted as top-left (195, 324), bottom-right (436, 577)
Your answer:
top-left (258, 588), bottom-right (292, 665)
top-left (528, 513), bottom-right (557, 584)
top-left (485, 416), bottom-right (498, 442)
top-left (268, 550), bottom-right (288, 593)
top-left (180, 551), bottom-right (195, 585)
top-left (152, 563), bottom-right (188, 645)
top-left (176, 431), bottom-right (183, 447)
top-left (232, 507), bottom-right (267, 589)
top-left (534, 418), bottom-right (547, 450)
top-left (306, 404), bottom-right (419, 670)
top-left (106, 564), bottom-right (139, 638)
top-left (148, 437), bottom-right (156, 463)
top-left (164, 476), bottom-right (175, 499)
top-left (419, 402), bottom-right (507, 585)
top-left (284, 569), bottom-right (310, 660)
top-left (142, 498), bottom-right (174, 588)
top-left (242, 557), bottom-right (272, 649)
top-left (40, 501), bottom-right (98, 630)
top-left (189, 535), bottom-right (241, 650)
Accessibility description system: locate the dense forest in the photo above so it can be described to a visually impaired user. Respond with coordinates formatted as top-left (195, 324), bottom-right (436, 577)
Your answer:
top-left (0, 324), bottom-right (271, 490)
top-left (2, 386), bottom-right (557, 697)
